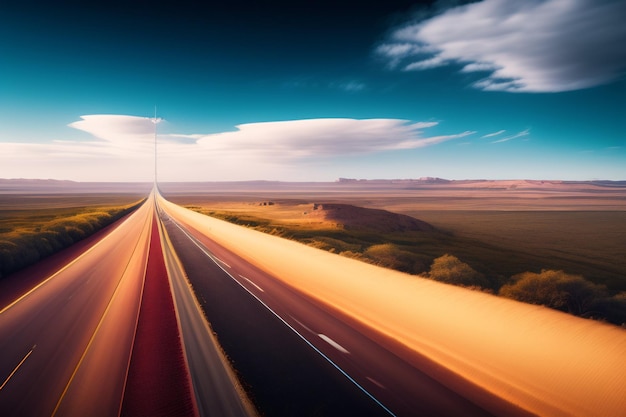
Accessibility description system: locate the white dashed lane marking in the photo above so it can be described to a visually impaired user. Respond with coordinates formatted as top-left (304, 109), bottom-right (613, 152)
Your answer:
top-left (239, 275), bottom-right (264, 292)
top-left (318, 334), bottom-right (350, 354)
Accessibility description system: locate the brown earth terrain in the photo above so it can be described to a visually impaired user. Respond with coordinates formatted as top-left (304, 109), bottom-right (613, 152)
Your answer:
top-left (307, 203), bottom-right (435, 233)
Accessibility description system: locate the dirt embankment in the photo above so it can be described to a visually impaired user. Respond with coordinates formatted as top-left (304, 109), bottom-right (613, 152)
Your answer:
top-left (307, 203), bottom-right (435, 233)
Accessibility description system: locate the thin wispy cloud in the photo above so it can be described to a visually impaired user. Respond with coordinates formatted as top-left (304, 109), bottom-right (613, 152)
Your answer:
top-left (336, 81), bottom-right (366, 93)
top-left (491, 129), bottom-right (530, 143)
top-left (283, 78), bottom-right (366, 93)
top-left (377, 0), bottom-right (626, 92)
top-left (482, 130), bottom-right (506, 138)
top-left (191, 119), bottom-right (456, 157)
top-left (68, 115), bottom-right (160, 152)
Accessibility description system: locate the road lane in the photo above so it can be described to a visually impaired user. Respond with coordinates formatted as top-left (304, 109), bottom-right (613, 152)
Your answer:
top-left (156, 204), bottom-right (257, 417)
top-left (0, 195), bottom-right (153, 416)
top-left (0, 210), bottom-right (138, 310)
top-left (52, 203), bottom-right (152, 417)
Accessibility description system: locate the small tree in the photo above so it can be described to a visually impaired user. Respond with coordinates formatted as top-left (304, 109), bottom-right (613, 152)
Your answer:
top-left (427, 254), bottom-right (488, 288)
top-left (499, 270), bottom-right (607, 317)
top-left (364, 243), bottom-right (419, 273)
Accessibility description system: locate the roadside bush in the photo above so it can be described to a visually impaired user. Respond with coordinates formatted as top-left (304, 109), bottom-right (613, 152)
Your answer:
top-left (0, 200), bottom-right (144, 278)
top-left (305, 237), bottom-right (361, 254)
top-left (427, 254), bottom-right (489, 288)
top-left (363, 243), bottom-right (423, 274)
top-left (339, 250), bottom-right (371, 263)
top-left (499, 270), bottom-right (608, 317)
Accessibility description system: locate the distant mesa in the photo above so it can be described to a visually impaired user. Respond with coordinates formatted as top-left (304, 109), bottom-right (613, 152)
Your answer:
top-left (337, 177), bottom-right (451, 184)
top-left (310, 203), bottom-right (435, 233)
top-left (0, 178), bottom-right (76, 185)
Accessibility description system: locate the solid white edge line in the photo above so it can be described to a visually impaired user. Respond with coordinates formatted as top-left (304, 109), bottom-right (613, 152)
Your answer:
top-left (166, 214), bottom-right (397, 417)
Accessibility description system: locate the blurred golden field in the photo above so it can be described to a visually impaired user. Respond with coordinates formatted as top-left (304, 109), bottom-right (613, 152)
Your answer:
top-left (0, 194), bottom-right (145, 277)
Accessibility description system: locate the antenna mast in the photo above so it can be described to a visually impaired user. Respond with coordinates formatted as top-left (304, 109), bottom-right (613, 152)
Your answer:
top-left (154, 106), bottom-right (157, 186)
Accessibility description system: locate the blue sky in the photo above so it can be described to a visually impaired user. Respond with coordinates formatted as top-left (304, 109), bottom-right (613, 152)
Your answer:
top-left (1, 0), bottom-right (624, 182)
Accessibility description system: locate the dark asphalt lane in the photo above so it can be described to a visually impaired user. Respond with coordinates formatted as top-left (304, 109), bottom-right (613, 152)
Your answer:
top-left (157, 205), bottom-right (256, 417)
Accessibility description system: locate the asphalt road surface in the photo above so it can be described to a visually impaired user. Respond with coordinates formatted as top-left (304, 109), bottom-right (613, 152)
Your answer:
top-left (157, 202), bottom-right (256, 417)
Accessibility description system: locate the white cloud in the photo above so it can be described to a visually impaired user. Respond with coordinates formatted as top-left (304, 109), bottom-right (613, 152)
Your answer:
top-left (376, 43), bottom-right (433, 58)
top-left (0, 116), bottom-right (471, 181)
top-left (379, 0), bottom-right (626, 92)
top-left (482, 130), bottom-right (506, 138)
top-left (192, 119), bottom-right (454, 157)
top-left (404, 56), bottom-right (449, 71)
top-left (491, 128), bottom-right (530, 143)
top-left (461, 62), bottom-right (500, 73)
top-left (376, 43), bottom-right (437, 68)
top-left (68, 114), bottom-right (158, 149)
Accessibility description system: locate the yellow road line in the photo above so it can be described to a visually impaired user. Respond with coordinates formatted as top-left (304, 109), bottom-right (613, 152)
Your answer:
top-left (51, 206), bottom-right (153, 417)
top-left (0, 204), bottom-right (146, 316)
top-left (116, 202), bottom-right (154, 417)
top-left (0, 345), bottom-right (36, 391)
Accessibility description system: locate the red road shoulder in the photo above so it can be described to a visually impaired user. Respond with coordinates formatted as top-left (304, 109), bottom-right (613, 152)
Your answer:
top-left (120, 216), bottom-right (198, 417)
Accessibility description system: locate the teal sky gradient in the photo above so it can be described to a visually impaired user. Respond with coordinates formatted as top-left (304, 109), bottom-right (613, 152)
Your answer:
top-left (1, 0), bottom-right (624, 181)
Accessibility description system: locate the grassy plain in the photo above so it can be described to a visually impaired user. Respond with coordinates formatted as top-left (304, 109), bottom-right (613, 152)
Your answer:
top-left (404, 210), bottom-right (626, 289)
top-left (0, 194), bottom-right (145, 277)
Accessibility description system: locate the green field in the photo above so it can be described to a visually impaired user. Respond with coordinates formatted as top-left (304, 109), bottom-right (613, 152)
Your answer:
top-left (401, 210), bottom-right (626, 290)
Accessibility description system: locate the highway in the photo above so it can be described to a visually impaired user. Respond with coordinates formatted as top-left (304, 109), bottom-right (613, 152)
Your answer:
top-left (0, 192), bottom-right (256, 417)
top-left (1, 189), bottom-right (624, 417)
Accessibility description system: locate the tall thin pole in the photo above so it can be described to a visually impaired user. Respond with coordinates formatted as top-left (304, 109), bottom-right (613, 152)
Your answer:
top-left (154, 106), bottom-right (157, 186)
